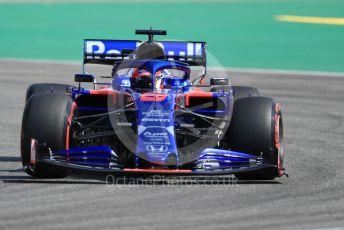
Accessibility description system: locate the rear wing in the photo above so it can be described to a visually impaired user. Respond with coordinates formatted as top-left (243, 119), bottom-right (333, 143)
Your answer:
top-left (83, 39), bottom-right (207, 67)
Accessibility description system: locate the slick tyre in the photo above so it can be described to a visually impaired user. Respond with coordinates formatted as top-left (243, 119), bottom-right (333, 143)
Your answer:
top-left (232, 86), bottom-right (260, 101)
top-left (25, 83), bottom-right (74, 102)
top-left (21, 93), bottom-right (76, 178)
top-left (228, 97), bottom-right (284, 180)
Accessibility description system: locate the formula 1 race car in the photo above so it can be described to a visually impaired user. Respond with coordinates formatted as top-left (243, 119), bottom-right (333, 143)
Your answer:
top-left (21, 29), bottom-right (285, 180)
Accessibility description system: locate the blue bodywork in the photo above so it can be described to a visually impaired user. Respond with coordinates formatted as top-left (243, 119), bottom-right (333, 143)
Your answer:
top-left (134, 92), bottom-right (178, 166)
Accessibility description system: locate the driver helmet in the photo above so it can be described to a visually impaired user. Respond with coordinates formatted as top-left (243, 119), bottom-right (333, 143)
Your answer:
top-left (130, 68), bottom-right (163, 89)
top-left (131, 68), bottom-right (162, 78)
top-left (132, 68), bottom-right (151, 78)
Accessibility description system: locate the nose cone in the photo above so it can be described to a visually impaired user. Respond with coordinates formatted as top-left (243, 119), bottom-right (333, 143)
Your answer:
top-left (135, 92), bottom-right (178, 168)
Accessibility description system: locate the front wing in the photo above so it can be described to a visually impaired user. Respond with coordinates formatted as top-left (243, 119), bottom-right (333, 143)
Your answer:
top-left (28, 139), bottom-right (276, 176)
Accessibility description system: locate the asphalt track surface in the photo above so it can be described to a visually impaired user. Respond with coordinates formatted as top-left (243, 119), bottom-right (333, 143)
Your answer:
top-left (0, 60), bottom-right (344, 230)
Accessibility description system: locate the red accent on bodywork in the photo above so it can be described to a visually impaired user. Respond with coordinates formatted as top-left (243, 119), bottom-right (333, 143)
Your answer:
top-left (88, 88), bottom-right (116, 95)
top-left (184, 89), bottom-right (214, 107)
top-left (123, 168), bottom-right (192, 173)
top-left (65, 102), bottom-right (77, 150)
top-left (140, 93), bottom-right (168, 102)
top-left (88, 88), bottom-right (132, 105)
top-left (175, 95), bottom-right (180, 109)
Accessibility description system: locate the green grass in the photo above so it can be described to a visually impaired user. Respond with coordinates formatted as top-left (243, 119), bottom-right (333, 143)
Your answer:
top-left (0, 0), bottom-right (344, 72)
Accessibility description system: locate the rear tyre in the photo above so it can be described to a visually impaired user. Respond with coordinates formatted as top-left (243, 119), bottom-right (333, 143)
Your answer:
top-left (228, 97), bottom-right (284, 180)
top-left (25, 83), bottom-right (74, 102)
top-left (21, 93), bottom-right (76, 178)
top-left (232, 86), bottom-right (260, 101)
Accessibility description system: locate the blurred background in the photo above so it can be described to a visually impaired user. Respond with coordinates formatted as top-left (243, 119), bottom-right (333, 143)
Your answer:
top-left (0, 0), bottom-right (343, 72)
top-left (1, 2), bottom-right (344, 230)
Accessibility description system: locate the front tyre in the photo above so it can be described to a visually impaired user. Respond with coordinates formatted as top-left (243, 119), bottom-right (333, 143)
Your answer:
top-left (232, 86), bottom-right (260, 101)
top-left (21, 93), bottom-right (76, 178)
top-left (25, 83), bottom-right (74, 102)
top-left (228, 97), bottom-right (284, 180)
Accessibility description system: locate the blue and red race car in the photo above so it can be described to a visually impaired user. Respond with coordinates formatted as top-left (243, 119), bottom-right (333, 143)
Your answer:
top-left (21, 29), bottom-right (285, 180)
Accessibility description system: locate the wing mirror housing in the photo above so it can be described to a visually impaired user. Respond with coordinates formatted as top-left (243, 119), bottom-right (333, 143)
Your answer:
top-left (74, 73), bottom-right (94, 83)
top-left (210, 77), bottom-right (229, 86)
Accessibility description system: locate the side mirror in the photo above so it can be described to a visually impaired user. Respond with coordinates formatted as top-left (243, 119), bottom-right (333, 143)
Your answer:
top-left (210, 77), bottom-right (229, 86)
top-left (74, 73), bottom-right (94, 83)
